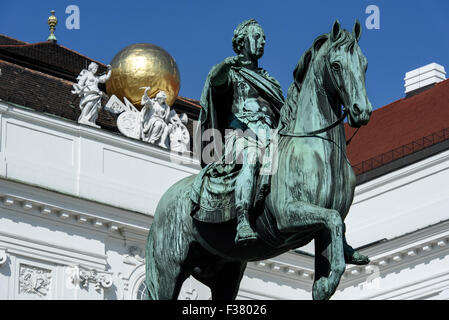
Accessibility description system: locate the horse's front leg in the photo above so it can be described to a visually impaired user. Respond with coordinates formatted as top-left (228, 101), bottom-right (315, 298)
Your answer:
top-left (275, 201), bottom-right (345, 300)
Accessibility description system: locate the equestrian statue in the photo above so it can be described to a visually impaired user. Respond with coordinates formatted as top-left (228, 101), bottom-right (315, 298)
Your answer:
top-left (145, 19), bottom-right (373, 300)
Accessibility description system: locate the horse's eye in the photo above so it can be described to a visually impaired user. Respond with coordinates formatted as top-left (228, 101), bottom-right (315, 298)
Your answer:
top-left (331, 62), bottom-right (341, 71)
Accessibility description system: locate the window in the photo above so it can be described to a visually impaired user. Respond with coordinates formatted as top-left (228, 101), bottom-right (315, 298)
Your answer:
top-left (135, 280), bottom-right (147, 300)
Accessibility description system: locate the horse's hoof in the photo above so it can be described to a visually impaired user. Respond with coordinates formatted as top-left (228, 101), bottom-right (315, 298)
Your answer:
top-left (345, 251), bottom-right (370, 265)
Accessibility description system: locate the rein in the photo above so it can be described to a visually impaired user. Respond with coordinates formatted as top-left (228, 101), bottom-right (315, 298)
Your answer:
top-left (279, 109), bottom-right (348, 136)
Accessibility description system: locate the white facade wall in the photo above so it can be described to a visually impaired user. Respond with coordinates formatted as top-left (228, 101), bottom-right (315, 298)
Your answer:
top-left (0, 100), bottom-right (448, 300)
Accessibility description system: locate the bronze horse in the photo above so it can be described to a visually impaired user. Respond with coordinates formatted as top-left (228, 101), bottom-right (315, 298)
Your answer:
top-left (145, 20), bottom-right (372, 300)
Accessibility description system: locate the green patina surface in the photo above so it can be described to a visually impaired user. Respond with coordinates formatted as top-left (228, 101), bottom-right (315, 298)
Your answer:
top-left (146, 19), bottom-right (373, 300)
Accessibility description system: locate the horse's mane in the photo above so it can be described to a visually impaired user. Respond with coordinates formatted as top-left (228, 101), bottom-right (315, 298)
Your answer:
top-left (279, 30), bottom-right (356, 132)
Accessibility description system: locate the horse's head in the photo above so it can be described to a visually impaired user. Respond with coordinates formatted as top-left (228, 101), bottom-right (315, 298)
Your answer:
top-left (324, 20), bottom-right (372, 127)
top-left (280, 20), bottom-right (372, 134)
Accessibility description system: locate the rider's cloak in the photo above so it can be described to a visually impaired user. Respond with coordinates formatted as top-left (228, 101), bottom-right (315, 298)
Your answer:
top-left (195, 66), bottom-right (284, 168)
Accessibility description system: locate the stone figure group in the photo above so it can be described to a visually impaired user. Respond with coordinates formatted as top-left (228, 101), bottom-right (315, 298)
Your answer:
top-left (71, 67), bottom-right (189, 153)
top-left (140, 87), bottom-right (190, 152)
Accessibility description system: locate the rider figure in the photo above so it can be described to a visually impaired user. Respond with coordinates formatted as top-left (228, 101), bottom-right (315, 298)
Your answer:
top-left (192, 19), bottom-right (284, 246)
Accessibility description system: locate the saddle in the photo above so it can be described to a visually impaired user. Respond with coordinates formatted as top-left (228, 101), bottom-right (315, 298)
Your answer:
top-left (190, 170), bottom-right (271, 223)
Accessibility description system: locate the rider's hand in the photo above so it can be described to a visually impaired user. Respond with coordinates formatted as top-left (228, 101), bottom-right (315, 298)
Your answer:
top-left (210, 55), bottom-right (250, 86)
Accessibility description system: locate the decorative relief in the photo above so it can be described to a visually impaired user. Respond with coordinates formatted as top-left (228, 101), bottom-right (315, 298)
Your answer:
top-left (79, 269), bottom-right (113, 291)
top-left (19, 264), bottom-right (52, 298)
top-left (0, 248), bottom-right (7, 266)
top-left (123, 246), bottom-right (144, 266)
top-left (69, 265), bottom-right (113, 291)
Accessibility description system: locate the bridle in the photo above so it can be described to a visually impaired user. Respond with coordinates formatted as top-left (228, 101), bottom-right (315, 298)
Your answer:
top-left (278, 54), bottom-right (360, 146)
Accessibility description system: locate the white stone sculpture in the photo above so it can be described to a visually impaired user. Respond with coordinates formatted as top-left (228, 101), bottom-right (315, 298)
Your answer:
top-left (105, 95), bottom-right (142, 139)
top-left (71, 62), bottom-right (112, 128)
top-left (140, 87), bottom-right (171, 148)
top-left (105, 87), bottom-right (190, 152)
top-left (123, 246), bottom-right (145, 266)
top-left (168, 112), bottom-right (190, 153)
top-left (75, 268), bottom-right (113, 291)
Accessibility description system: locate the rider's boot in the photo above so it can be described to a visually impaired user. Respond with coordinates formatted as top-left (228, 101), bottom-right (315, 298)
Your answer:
top-left (235, 207), bottom-right (258, 246)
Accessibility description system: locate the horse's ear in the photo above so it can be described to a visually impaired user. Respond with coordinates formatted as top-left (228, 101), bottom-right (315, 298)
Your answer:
top-left (331, 19), bottom-right (341, 42)
top-left (353, 19), bottom-right (362, 42)
top-left (293, 48), bottom-right (312, 85)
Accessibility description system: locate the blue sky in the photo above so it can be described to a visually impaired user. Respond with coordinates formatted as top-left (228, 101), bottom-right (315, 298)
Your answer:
top-left (1, 0), bottom-right (448, 110)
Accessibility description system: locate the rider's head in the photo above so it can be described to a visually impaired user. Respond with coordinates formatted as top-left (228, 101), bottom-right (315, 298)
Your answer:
top-left (232, 19), bottom-right (266, 60)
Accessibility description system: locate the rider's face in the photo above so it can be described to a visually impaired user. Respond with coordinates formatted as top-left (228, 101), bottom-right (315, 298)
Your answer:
top-left (246, 25), bottom-right (265, 59)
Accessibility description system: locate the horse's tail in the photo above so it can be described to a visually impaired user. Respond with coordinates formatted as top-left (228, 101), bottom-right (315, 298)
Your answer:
top-left (145, 226), bottom-right (159, 300)
top-left (144, 175), bottom-right (197, 300)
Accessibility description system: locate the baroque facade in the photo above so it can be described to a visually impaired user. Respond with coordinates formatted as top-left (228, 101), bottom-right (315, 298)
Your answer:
top-left (0, 33), bottom-right (448, 300)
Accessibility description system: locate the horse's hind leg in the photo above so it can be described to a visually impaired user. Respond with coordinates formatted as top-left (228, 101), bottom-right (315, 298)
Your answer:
top-left (275, 201), bottom-right (345, 300)
top-left (209, 261), bottom-right (247, 300)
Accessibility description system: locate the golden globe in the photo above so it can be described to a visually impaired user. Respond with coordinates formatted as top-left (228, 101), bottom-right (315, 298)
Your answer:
top-left (106, 43), bottom-right (180, 108)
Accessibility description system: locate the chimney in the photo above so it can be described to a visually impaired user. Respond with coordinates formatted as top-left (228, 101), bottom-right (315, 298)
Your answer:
top-left (404, 63), bottom-right (446, 98)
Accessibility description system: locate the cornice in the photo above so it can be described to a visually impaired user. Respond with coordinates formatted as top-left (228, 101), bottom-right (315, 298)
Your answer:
top-left (340, 220), bottom-right (449, 288)
top-left (0, 181), bottom-right (152, 239)
top-left (247, 259), bottom-right (314, 287)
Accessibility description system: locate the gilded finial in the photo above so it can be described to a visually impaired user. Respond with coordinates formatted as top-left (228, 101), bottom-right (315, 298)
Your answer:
top-left (47, 10), bottom-right (58, 43)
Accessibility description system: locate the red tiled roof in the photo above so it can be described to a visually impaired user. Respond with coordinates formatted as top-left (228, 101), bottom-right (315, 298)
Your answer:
top-left (345, 79), bottom-right (449, 172)
top-left (0, 37), bottom-right (108, 81)
top-left (0, 34), bottom-right (28, 45)
top-left (176, 96), bottom-right (201, 108)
